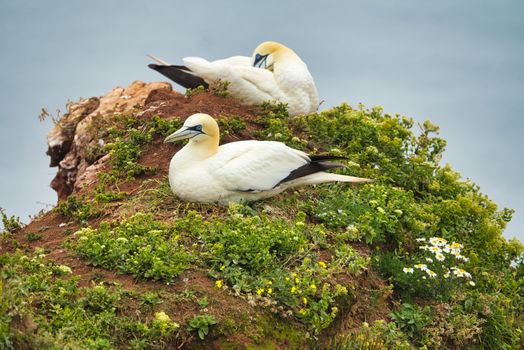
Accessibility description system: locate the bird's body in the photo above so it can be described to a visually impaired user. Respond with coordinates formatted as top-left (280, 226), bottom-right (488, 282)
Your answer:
top-left (149, 41), bottom-right (319, 116)
top-left (165, 114), bottom-right (370, 204)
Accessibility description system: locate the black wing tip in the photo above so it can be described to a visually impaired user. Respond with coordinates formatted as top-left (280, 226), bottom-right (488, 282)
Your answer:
top-left (276, 160), bottom-right (347, 187)
top-left (147, 64), bottom-right (209, 89)
top-left (309, 154), bottom-right (348, 162)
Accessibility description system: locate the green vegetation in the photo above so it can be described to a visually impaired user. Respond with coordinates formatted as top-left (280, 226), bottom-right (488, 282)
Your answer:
top-left (103, 114), bottom-right (182, 179)
top-left (74, 213), bottom-right (193, 283)
top-left (0, 208), bottom-right (23, 235)
top-left (105, 116), bottom-right (181, 178)
top-left (217, 115), bottom-right (246, 137)
top-left (210, 80), bottom-right (231, 97)
top-left (55, 195), bottom-right (99, 226)
top-left (1, 100), bottom-right (523, 349)
top-left (25, 232), bottom-right (42, 242)
top-left (187, 314), bottom-right (217, 340)
top-left (185, 85), bottom-right (206, 98)
top-left (0, 252), bottom-right (181, 349)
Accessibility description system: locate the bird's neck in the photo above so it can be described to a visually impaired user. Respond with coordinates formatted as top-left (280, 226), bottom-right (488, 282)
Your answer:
top-left (184, 137), bottom-right (219, 160)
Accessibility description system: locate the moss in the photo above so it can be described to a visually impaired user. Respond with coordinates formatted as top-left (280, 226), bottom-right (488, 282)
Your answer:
top-left (247, 312), bottom-right (308, 349)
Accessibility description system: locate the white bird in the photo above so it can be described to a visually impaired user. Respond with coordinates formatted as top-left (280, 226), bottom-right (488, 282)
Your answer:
top-left (164, 113), bottom-right (371, 204)
top-left (148, 41), bottom-right (319, 116)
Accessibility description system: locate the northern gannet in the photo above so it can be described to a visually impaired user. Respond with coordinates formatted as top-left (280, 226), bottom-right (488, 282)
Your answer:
top-left (148, 41), bottom-right (319, 116)
top-left (164, 114), bottom-right (370, 204)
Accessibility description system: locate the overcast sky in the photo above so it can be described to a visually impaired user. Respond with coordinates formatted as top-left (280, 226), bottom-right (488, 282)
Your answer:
top-left (0, 1), bottom-right (522, 242)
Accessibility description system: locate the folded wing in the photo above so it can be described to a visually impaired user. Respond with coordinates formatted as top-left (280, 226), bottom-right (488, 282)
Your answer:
top-left (209, 141), bottom-right (310, 192)
top-left (183, 57), bottom-right (284, 103)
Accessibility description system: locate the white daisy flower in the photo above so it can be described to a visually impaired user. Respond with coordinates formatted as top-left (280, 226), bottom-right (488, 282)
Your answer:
top-left (450, 242), bottom-right (463, 250)
top-left (429, 237), bottom-right (447, 246)
top-left (414, 264), bottom-right (428, 271)
top-left (429, 246), bottom-right (442, 254)
top-left (403, 267), bottom-right (414, 274)
top-left (426, 269), bottom-right (437, 278)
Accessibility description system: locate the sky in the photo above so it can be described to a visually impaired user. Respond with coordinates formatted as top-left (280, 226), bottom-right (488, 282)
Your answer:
top-left (0, 1), bottom-right (522, 242)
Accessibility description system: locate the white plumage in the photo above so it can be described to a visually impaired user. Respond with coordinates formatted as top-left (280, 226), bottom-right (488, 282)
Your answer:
top-left (148, 41), bottom-right (319, 116)
top-left (164, 114), bottom-right (370, 204)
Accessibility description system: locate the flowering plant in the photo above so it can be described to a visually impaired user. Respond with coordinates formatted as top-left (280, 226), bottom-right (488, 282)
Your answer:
top-left (401, 237), bottom-right (474, 299)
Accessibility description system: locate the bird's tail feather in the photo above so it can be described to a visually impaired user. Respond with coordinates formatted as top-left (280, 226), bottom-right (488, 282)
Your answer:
top-left (147, 54), bottom-right (170, 66)
top-left (288, 172), bottom-right (372, 187)
top-left (148, 64), bottom-right (209, 89)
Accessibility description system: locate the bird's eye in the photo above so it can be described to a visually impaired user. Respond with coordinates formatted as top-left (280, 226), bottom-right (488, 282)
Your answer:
top-left (194, 125), bottom-right (203, 132)
top-left (254, 53), bottom-right (265, 67)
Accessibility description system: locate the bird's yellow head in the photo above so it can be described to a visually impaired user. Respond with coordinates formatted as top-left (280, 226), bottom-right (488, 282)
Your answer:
top-left (164, 113), bottom-right (219, 148)
top-left (252, 41), bottom-right (298, 71)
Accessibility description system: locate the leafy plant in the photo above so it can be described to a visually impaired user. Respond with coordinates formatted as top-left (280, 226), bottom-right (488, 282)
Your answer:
top-left (217, 116), bottom-right (246, 137)
top-left (187, 314), bottom-right (217, 340)
top-left (391, 303), bottom-right (432, 340)
top-left (74, 213), bottom-right (193, 283)
top-left (0, 252), bottom-right (181, 349)
top-left (26, 232), bottom-right (42, 241)
top-left (55, 195), bottom-right (98, 225)
top-left (210, 80), bottom-right (230, 97)
top-left (185, 85), bottom-right (206, 98)
top-left (197, 297), bottom-right (209, 309)
top-left (0, 208), bottom-right (23, 234)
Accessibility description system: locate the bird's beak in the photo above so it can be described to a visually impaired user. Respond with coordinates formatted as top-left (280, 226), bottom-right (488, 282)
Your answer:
top-left (164, 127), bottom-right (196, 143)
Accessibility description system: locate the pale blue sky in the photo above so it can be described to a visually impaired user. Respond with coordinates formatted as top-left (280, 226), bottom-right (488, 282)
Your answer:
top-left (0, 1), bottom-right (522, 241)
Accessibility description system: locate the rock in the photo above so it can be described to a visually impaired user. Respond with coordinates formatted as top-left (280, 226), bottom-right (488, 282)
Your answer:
top-left (47, 81), bottom-right (172, 200)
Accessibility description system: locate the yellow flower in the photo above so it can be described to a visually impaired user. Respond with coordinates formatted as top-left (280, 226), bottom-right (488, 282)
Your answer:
top-left (215, 280), bottom-right (223, 289)
top-left (58, 265), bottom-right (72, 274)
top-left (303, 297), bottom-right (308, 305)
top-left (295, 277), bottom-right (299, 284)
top-left (256, 288), bottom-right (264, 295)
top-left (318, 261), bottom-right (327, 269)
top-left (291, 286), bottom-right (297, 293)
top-left (267, 288), bottom-right (272, 294)
top-left (220, 265), bottom-right (225, 271)
top-left (310, 284), bottom-right (317, 291)
top-left (266, 280), bottom-right (272, 285)
top-left (154, 311), bottom-right (171, 323)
